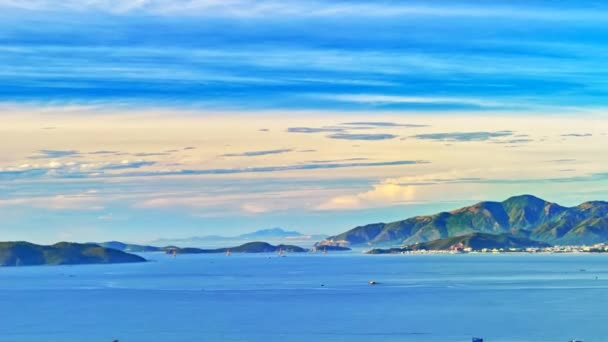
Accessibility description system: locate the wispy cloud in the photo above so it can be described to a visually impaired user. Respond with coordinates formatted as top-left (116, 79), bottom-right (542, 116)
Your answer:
top-left (132, 152), bottom-right (171, 157)
top-left (491, 138), bottom-right (533, 144)
top-left (89, 150), bottom-right (119, 155)
top-left (549, 159), bottom-right (577, 164)
top-left (98, 161), bottom-right (156, 170)
top-left (29, 149), bottom-right (80, 159)
top-left (327, 133), bottom-right (398, 141)
top-left (0, 191), bottom-right (104, 211)
top-left (0, 159), bottom-right (425, 180)
top-left (413, 131), bottom-right (514, 142)
top-left (341, 122), bottom-right (428, 128)
top-left (561, 133), bottom-right (593, 137)
top-left (0, 160), bottom-right (157, 180)
top-left (0, 168), bottom-right (48, 180)
top-left (125, 160), bottom-right (425, 177)
top-left (326, 94), bottom-right (503, 109)
top-left (288, 127), bottom-right (344, 133)
top-left (221, 148), bottom-right (293, 157)
top-left (309, 158), bottom-right (369, 163)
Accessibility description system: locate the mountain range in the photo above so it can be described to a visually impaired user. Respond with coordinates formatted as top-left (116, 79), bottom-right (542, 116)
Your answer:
top-left (317, 195), bottom-right (608, 247)
top-left (151, 228), bottom-right (327, 248)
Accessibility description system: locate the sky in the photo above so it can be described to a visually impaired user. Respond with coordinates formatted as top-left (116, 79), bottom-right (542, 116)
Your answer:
top-left (1, 0), bottom-right (608, 244)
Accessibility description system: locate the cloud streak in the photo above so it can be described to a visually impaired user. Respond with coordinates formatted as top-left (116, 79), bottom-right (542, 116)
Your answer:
top-left (0, 158), bottom-right (426, 180)
top-left (221, 148), bottom-right (293, 157)
top-left (29, 149), bottom-right (80, 159)
top-left (327, 133), bottom-right (398, 141)
top-left (561, 133), bottom-right (592, 137)
top-left (341, 122), bottom-right (428, 128)
top-left (98, 161), bottom-right (156, 170)
top-left (288, 127), bottom-right (344, 133)
top-left (326, 94), bottom-right (504, 109)
top-left (413, 131), bottom-right (514, 142)
top-left (127, 160), bottom-right (425, 177)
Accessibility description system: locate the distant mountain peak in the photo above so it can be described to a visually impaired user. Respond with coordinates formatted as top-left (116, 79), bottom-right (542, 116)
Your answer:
top-left (240, 227), bottom-right (303, 238)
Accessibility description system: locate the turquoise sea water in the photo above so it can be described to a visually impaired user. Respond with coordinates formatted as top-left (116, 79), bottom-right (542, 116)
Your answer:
top-left (0, 252), bottom-right (607, 341)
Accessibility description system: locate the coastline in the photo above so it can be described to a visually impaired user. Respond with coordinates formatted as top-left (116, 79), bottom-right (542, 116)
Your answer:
top-left (364, 244), bottom-right (608, 255)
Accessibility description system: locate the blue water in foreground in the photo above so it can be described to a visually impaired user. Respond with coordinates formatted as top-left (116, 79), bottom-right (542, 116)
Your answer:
top-left (1, 253), bottom-right (607, 342)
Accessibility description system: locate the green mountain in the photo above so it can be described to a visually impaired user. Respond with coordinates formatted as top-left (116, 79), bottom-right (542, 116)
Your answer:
top-left (366, 233), bottom-right (550, 254)
top-left (319, 195), bottom-right (608, 247)
top-left (0, 242), bottom-right (147, 266)
top-left (167, 241), bottom-right (309, 254)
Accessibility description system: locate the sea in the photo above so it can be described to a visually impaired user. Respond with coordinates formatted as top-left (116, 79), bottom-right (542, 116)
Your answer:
top-left (0, 252), bottom-right (606, 342)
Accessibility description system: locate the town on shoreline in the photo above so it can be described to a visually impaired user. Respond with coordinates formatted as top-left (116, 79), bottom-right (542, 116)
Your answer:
top-left (365, 243), bottom-right (608, 255)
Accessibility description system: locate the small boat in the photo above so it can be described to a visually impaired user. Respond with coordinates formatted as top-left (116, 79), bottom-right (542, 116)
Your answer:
top-left (172, 250), bottom-right (177, 258)
top-left (226, 249), bottom-right (230, 256)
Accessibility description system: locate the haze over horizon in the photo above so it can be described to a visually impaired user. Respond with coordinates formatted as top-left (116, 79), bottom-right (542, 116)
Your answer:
top-left (2, 0), bottom-right (608, 244)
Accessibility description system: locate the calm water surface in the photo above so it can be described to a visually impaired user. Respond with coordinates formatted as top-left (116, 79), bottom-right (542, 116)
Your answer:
top-left (0, 253), bottom-right (606, 342)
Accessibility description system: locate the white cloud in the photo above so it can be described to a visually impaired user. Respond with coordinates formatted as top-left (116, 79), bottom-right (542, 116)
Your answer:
top-left (241, 203), bottom-right (269, 214)
top-left (317, 183), bottom-right (417, 210)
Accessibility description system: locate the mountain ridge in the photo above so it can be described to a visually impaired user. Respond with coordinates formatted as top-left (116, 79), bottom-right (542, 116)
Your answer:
top-left (318, 195), bottom-right (608, 247)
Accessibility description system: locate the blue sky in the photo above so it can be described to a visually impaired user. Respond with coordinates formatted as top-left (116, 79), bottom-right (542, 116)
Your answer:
top-left (1, 1), bottom-right (608, 243)
top-left (4, 0), bottom-right (608, 111)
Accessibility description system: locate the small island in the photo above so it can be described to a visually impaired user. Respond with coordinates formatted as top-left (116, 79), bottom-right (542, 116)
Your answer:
top-left (311, 245), bottom-right (351, 252)
top-left (92, 240), bottom-right (352, 255)
top-left (165, 241), bottom-right (309, 254)
top-left (0, 241), bottom-right (147, 266)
